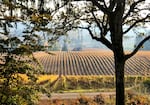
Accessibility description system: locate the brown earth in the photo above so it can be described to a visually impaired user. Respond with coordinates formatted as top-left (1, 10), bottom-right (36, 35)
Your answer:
top-left (34, 50), bottom-right (150, 75)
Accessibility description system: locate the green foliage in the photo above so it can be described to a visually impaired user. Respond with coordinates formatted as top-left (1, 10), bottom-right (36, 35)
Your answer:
top-left (0, 51), bottom-right (51, 105)
top-left (0, 0), bottom-right (58, 104)
top-left (0, 0), bottom-right (75, 104)
top-left (0, 0), bottom-right (68, 104)
top-left (0, 39), bottom-right (52, 105)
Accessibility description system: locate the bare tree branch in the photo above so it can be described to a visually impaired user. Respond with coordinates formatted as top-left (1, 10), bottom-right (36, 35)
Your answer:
top-left (108, 0), bottom-right (117, 11)
top-left (51, 1), bottom-right (69, 17)
top-left (91, 0), bottom-right (110, 14)
top-left (123, 0), bottom-right (145, 21)
top-left (101, 14), bottom-right (109, 36)
top-left (91, 9), bottom-right (103, 35)
top-left (86, 27), bottom-right (113, 50)
top-left (123, 15), bottom-right (150, 34)
top-left (91, 8), bottom-right (109, 36)
top-left (125, 35), bottom-right (150, 60)
top-left (72, 26), bottom-right (113, 50)
top-left (0, 17), bottom-right (22, 22)
top-left (103, 0), bottom-right (108, 9)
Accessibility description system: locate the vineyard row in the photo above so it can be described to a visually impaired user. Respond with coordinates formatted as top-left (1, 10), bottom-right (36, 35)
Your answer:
top-left (34, 51), bottom-right (150, 76)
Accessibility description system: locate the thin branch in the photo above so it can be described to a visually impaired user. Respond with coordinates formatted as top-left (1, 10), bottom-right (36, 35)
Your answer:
top-left (0, 17), bottom-right (22, 22)
top-left (123, 0), bottom-right (145, 21)
top-left (108, 0), bottom-right (117, 11)
top-left (51, 1), bottom-right (69, 17)
top-left (91, 0), bottom-right (110, 14)
top-left (91, 9), bottom-right (103, 35)
top-left (72, 26), bottom-right (88, 30)
top-left (102, 14), bottom-right (109, 36)
top-left (103, 0), bottom-right (108, 9)
top-left (87, 27), bottom-right (113, 50)
top-left (73, 26), bottom-right (113, 50)
top-left (125, 35), bottom-right (150, 60)
top-left (91, 9), bottom-right (109, 36)
top-left (123, 15), bottom-right (150, 34)
top-left (123, 18), bottom-right (137, 25)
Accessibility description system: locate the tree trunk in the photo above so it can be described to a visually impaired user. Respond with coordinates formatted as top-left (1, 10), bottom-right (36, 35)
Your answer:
top-left (114, 52), bottom-right (125, 105)
top-left (108, 7), bottom-right (125, 105)
top-left (107, 1), bottom-right (125, 104)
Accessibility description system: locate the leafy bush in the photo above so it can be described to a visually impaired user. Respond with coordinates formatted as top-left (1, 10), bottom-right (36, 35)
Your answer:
top-left (126, 91), bottom-right (150, 105)
top-left (93, 94), bottom-right (105, 105)
top-left (0, 52), bottom-right (51, 105)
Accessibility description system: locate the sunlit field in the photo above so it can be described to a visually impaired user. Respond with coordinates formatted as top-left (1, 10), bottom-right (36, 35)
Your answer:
top-left (36, 75), bottom-right (150, 105)
top-left (33, 51), bottom-right (150, 76)
top-left (32, 51), bottom-right (150, 104)
top-left (2, 51), bottom-right (149, 104)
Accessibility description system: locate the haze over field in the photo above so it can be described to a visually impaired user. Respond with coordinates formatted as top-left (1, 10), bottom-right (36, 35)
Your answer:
top-left (1, 22), bottom-right (149, 51)
top-left (52, 28), bottom-right (150, 51)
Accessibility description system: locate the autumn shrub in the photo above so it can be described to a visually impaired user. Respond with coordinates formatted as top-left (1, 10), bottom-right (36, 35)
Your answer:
top-left (0, 33), bottom-right (51, 105)
top-left (37, 75), bottom-right (58, 84)
top-left (126, 90), bottom-right (150, 105)
top-left (78, 95), bottom-right (97, 105)
top-left (93, 94), bottom-right (105, 105)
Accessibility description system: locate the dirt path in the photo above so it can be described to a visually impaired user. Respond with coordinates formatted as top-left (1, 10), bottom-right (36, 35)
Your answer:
top-left (41, 92), bottom-right (115, 100)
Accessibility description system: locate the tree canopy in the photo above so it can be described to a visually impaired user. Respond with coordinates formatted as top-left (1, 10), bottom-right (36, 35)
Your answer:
top-left (0, 0), bottom-right (62, 104)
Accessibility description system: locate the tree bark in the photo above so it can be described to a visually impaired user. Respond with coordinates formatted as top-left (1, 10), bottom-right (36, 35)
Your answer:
top-left (108, 1), bottom-right (126, 104)
top-left (114, 52), bottom-right (125, 105)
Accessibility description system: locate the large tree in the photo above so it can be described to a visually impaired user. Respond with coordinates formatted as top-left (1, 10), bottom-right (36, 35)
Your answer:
top-left (57, 0), bottom-right (150, 105)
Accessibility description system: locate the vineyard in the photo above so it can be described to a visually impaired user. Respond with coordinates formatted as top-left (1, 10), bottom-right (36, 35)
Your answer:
top-left (33, 51), bottom-right (150, 76)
